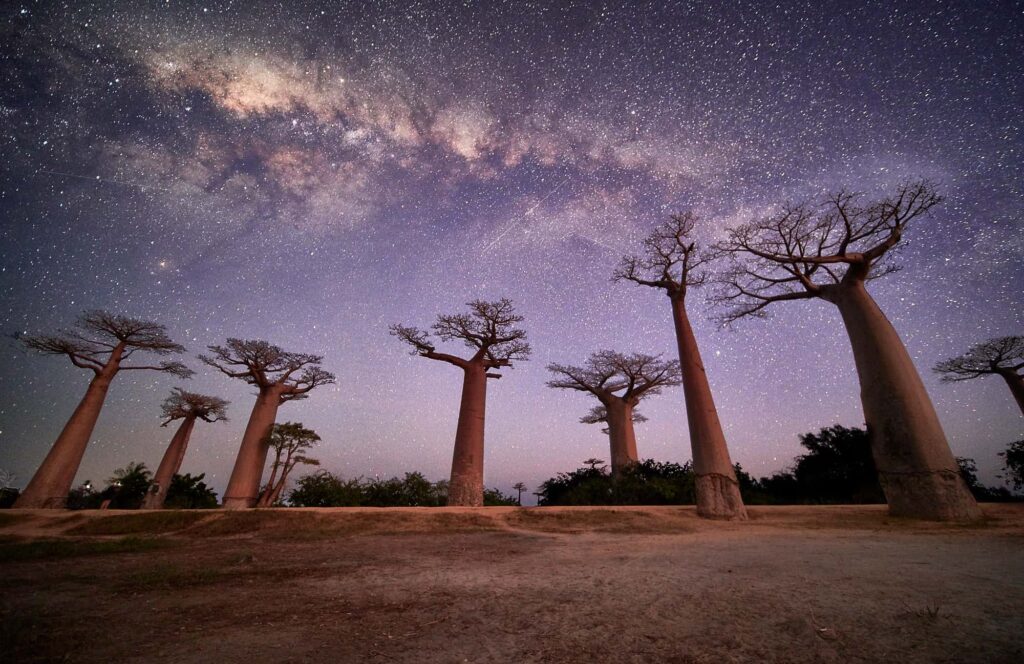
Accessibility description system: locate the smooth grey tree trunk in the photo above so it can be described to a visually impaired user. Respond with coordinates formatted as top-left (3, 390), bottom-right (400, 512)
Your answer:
top-left (223, 389), bottom-right (281, 509)
top-left (15, 374), bottom-right (113, 508)
top-left (603, 398), bottom-right (639, 476)
top-left (142, 416), bottom-right (196, 510)
top-left (833, 282), bottom-right (980, 521)
top-left (671, 297), bottom-right (748, 520)
top-left (448, 365), bottom-right (488, 506)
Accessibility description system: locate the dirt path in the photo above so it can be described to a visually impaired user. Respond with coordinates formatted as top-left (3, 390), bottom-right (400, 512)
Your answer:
top-left (2, 505), bottom-right (1023, 663)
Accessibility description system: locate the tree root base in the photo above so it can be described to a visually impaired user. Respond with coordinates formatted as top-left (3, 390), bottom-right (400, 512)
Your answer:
top-left (12, 494), bottom-right (67, 509)
top-left (880, 469), bottom-right (982, 521)
top-left (695, 473), bottom-right (748, 521)
top-left (447, 479), bottom-right (483, 507)
top-left (221, 496), bottom-right (257, 510)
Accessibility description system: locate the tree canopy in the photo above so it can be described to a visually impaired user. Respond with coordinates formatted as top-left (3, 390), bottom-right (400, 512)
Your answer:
top-left (713, 182), bottom-right (942, 322)
top-left (200, 338), bottom-right (335, 400)
top-left (547, 351), bottom-right (682, 404)
top-left (22, 310), bottom-right (193, 377)
top-left (934, 336), bottom-right (1024, 381)
top-left (159, 388), bottom-right (229, 425)
top-left (390, 298), bottom-right (531, 372)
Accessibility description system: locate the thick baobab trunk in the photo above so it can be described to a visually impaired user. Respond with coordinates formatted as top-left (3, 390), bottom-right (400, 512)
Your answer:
top-left (142, 416), bottom-right (196, 510)
top-left (671, 297), bottom-right (748, 520)
top-left (223, 390), bottom-right (281, 510)
top-left (14, 374), bottom-right (113, 509)
top-left (999, 371), bottom-right (1024, 416)
top-left (448, 365), bottom-right (488, 506)
top-left (833, 282), bottom-right (980, 521)
top-left (604, 399), bottom-right (639, 476)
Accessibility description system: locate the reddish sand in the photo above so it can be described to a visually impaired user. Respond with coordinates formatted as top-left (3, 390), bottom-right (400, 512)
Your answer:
top-left (1, 504), bottom-right (1022, 663)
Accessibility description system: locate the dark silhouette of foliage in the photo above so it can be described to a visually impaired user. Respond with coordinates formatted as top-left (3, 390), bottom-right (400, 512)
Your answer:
top-left (164, 473), bottom-right (219, 509)
top-left (287, 470), bottom-right (516, 507)
top-left (1000, 440), bottom-right (1024, 492)
top-left (102, 462), bottom-right (153, 509)
top-left (483, 487), bottom-right (518, 506)
top-left (288, 471), bottom-right (365, 507)
top-left (0, 488), bottom-right (19, 509)
top-left (538, 459), bottom-right (697, 506)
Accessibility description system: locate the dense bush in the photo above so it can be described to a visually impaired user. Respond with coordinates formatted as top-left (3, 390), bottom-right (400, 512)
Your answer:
top-left (539, 425), bottom-right (1018, 506)
top-left (288, 470), bottom-right (517, 507)
top-left (164, 473), bottom-right (219, 509)
top-left (538, 459), bottom-right (696, 506)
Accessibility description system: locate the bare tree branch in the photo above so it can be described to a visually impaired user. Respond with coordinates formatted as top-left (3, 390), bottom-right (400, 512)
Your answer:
top-left (21, 310), bottom-right (190, 376)
top-left (547, 351), bottom-right (681, 405)
top-left (934, 336), bottom-right (1024, 382)
top-left (160, 387), bottom-right (229, 426)
top-left (712, 181), bottom-right (943, 322)
top-left (200, 339), bottom-right (335, 401)
top-left (391, 298), bottom-right (531, 373)
top-left (614, 211), bottom-right (715, 299)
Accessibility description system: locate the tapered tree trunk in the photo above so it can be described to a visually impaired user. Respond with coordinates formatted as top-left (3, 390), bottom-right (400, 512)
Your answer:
top-left (604, 398), bottom-right (639, 476)
top-left (142, 416), bottom-right (196, 510)
top-left (832, 282), bottom-right (980, 521)
top-left (14, 374), bottom-right (114, 509)
top-left (999, 371), bottom-right (1024, 416)
top-left (223, 390), bottom-right (281, 509)
top-left (448, 365), bottom-right (488, 506)
top-left (671, 297), bottom-right (748, 520)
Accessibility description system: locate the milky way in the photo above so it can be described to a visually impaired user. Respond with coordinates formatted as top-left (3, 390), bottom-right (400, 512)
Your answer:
top-left (1, 1), bottom-right (1021, 500)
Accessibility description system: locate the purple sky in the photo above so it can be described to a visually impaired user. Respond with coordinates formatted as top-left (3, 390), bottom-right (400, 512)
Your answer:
top-left (1, 1), bottom-right (1021, 502)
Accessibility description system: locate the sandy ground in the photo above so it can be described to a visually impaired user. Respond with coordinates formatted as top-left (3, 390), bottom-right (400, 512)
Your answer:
top-left (1, 504), bottom-right (1023, 663)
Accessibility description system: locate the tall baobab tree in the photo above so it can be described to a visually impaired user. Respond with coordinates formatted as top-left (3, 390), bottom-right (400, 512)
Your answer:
top-left (142, 388), bottom-right (229, 510)
top-left (616, 212), bottom-right (747, 519)
top-left (547, 351), bottom-right (682, 475)
top-left (934, 336), bottom-right (1024, 415)
top-left (513, 482), bottom-right (527, 505)
top-left (391, 298), bottom-right (531, 506)
top-left (14, 310), bottom-right (192, 509)
top-left (201, 339), bottom-right (334, 509)
top-left (714, 181), bottom-right (979, 520)
top-left (256, 422), bottom-right (321, 507)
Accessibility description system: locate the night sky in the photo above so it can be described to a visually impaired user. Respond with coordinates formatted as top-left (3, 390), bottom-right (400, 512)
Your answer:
top-left (1, 1), bottom-right (1021, 501)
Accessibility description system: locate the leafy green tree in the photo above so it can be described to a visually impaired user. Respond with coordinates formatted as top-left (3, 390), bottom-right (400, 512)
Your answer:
top-left (257, 422), bottom-right (321, 507)
top-left (164, 473), bottom-right (219, 509)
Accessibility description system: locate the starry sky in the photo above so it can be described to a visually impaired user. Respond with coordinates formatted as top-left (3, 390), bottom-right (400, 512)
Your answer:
top-left (1, 1), bottom-right (1021, 502)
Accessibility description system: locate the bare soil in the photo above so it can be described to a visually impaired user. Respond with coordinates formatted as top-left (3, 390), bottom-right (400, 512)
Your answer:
top-left (2, 505), bottom-right (1023, 663)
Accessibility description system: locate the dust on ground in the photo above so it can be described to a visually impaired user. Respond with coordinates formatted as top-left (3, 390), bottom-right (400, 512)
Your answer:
top-left (2, 504), bottom-right (1022, 663)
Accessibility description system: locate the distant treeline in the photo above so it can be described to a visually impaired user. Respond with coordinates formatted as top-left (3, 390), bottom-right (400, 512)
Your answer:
top-left (2, 425), bottom-right (1019, 510)
top-left (537, 426), bottom-right (1022, 506)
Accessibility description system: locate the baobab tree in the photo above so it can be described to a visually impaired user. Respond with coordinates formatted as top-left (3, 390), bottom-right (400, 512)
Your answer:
top-left (934, 336), bottom-right (1024, 415)
top-left (14, 310), bottom-right (192, 509)
top-left (714, 181), bottom-right (979, 520)
top-left (390, 298), bottom-right (531, 506)
top-left (256, 422), bottom-right (321, 507)
top-left (513, 482), bottom-right (527, 505)
top-left (547, 351), bottom-right (682, 475)
top-left (201, 339), bottom-right (334, 509)
top-left (142, 388), bottom-right (229, 510)
top-left (616, 212), bottom-right (747, 518)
